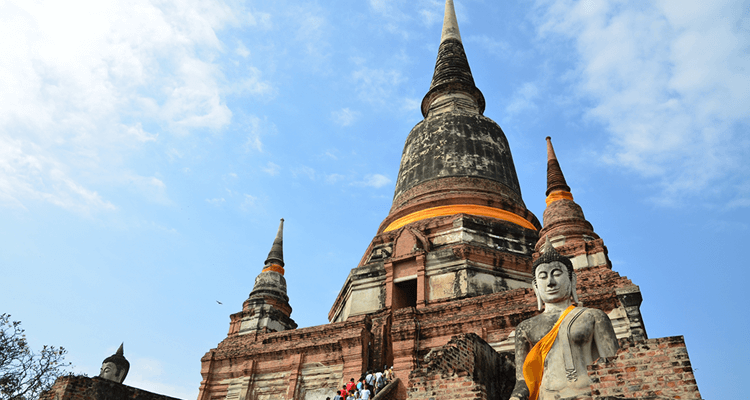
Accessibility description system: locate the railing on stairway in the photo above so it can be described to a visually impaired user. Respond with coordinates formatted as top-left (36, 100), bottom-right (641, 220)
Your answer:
top-left (372, 377), bottom-right (400, 400)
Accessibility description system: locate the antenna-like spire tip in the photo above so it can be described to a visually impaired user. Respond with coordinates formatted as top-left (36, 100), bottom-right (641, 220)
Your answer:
top-left (441, 0), bottom-right (462, 43)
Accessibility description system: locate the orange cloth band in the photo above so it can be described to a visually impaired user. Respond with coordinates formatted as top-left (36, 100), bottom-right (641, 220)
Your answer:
top-left (523, 304), bottom-right (576, 400)
top-left (383, 204), bottom-right (537, 232)
top-left (261, 264), bottom-right (285, 275)
top-left (545, 190), bottom-right (573, 206)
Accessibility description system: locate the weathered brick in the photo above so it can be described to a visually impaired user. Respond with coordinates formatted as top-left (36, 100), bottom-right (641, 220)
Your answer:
top-left (587, 336), bottom-right (702, 400)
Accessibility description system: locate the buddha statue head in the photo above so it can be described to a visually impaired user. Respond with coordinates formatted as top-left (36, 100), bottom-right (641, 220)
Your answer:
top-left (99, 343), bottom-right (129, 384)
top-left (531, 237), bottom-right (579, 310)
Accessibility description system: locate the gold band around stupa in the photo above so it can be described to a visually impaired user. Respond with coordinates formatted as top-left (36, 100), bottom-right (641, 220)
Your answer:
top-left (262, 264), bottom-right (285, 275)
top-left (383, 204), bottom-right (537, 232)
top-left (545, 190), bottom-right (574, 206)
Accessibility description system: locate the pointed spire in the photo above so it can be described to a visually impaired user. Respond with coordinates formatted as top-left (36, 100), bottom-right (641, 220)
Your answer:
top-left (116, 343), bottom-right (124, 357)
top-left (537, 138), bottom-right (609, 271)
top-left (264, 218), bottom-right (284, 268)
top-left (441, 0), bottom-right (462, 43)
top-left (421, 0), bottom-right (485, 117)
top-left (545, 137), bottom-right (572, 197)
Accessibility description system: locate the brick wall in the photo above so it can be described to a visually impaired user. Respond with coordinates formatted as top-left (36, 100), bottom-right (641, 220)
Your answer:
top-left (200, 263), bottom-right (676, 400)
top-left (407, 333), bottom-right (514, 400)
top-left (587, 336), bottom-right (702, 399)
top-left (40, 375), bottom-right (181, 400)
top-left (198, 315), bottom-right (373, 400)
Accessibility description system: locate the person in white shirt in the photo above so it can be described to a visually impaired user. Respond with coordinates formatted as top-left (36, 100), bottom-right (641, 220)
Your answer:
top-left (360, 384), bottom-right (372, 400)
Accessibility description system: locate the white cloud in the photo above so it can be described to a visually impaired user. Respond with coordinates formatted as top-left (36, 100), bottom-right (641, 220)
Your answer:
top-left (243, 116), bottom-right (276, 152)
top-left (355, 174), bottom-right (392, 188)
top-left (401, 97), bottom-right (422, 112)
top-left (534, 0), bottom-right (750, 205)
top-left (262, 162), bottom-right (281, 176)
top-left (326, 173), bottom-right (346, 184)
top-left (122, 123), bottom-right (158, 143)
top-left (166, 148), bottom-right (184, 161)
top-left (292, 166), bottom-right (316, 180)
top-left (240, 194), bottom-right (257, 211)
top-left (236, 41), bottom-right (251, 58)
top-left (331, 108), bottom-right (360, 127)
top-left (242, 73), bottom-right (275, 97)
top-left (245, 9), bottom-right (273, 30)
top-left (370, 0), bottom-right (397, 15)
top-left (160, 58), bottom-right (232, 132)
top-left (0, 136), bottom-right (116, 213)
top-left (288, 4), bottom-right (330, 66)
top-left (468, 35), bottom-right (512, 59)
top-left (0, 0), bottom-right (245, 212)
top-left (125, 175), bottom-right (171, 205)
top-left (706, 218), bottom-right (749, 233)
top-left (726, 181), bottom-right (750, 210)
top-left (51, 169), bottom-right (118, 212)
top-left (206, 198), bottom-right (225, 206)
top-left (418, 1), bottom-right (444, 27)
top-left (370, 0), bottom-right (442, 26)
top-left (505, 82), bottom-right (540, 117)
top-left (228, 66), bottom-right (274, 97)
top-left (352, 67), bottom-right (407, 106)
top-left (296, 12), bottom-right (326, 47)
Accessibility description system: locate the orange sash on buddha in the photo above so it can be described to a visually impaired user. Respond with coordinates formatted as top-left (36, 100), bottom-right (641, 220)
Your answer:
top-left (522, 304), bottom-right (576, 400)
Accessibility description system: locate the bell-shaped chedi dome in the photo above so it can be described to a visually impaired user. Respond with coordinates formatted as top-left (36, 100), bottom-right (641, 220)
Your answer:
top-left (330, 1), bottom-right (540, 325)
top-left (379, 0), bottom-right (538, 235)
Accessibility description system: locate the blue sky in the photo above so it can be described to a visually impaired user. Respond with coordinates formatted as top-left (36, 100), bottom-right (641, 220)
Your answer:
top-left (1, 0), bottom-right (748, 398)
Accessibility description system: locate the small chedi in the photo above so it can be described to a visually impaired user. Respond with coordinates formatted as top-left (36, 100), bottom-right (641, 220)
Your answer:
top-left (98, 343), bottom-right (130, 384)
top-left (228, 218), bottom-right (297, 335)
top-left (511, 238), bottom-right (618, 400)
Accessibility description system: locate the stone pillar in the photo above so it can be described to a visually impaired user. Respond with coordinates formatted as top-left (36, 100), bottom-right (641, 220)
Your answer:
top-left (242, 360), bottom-right (256, 400)
top-left (384, 261), bottom-right (394, 309)
top-left (285, 353), bottom-right (303, 399)
top-left (340, 316), bottom-right (371, 384)
top-left (616, 285), bottom-right (648, 342)
top-left (368, 312), bottom-right (392, 373)
top-left (416, 254), bottom-right (427, 308)
top-left (390, 308), bottom-right (421, 399)
top-left (197, 350), bottom-right (216, 400)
